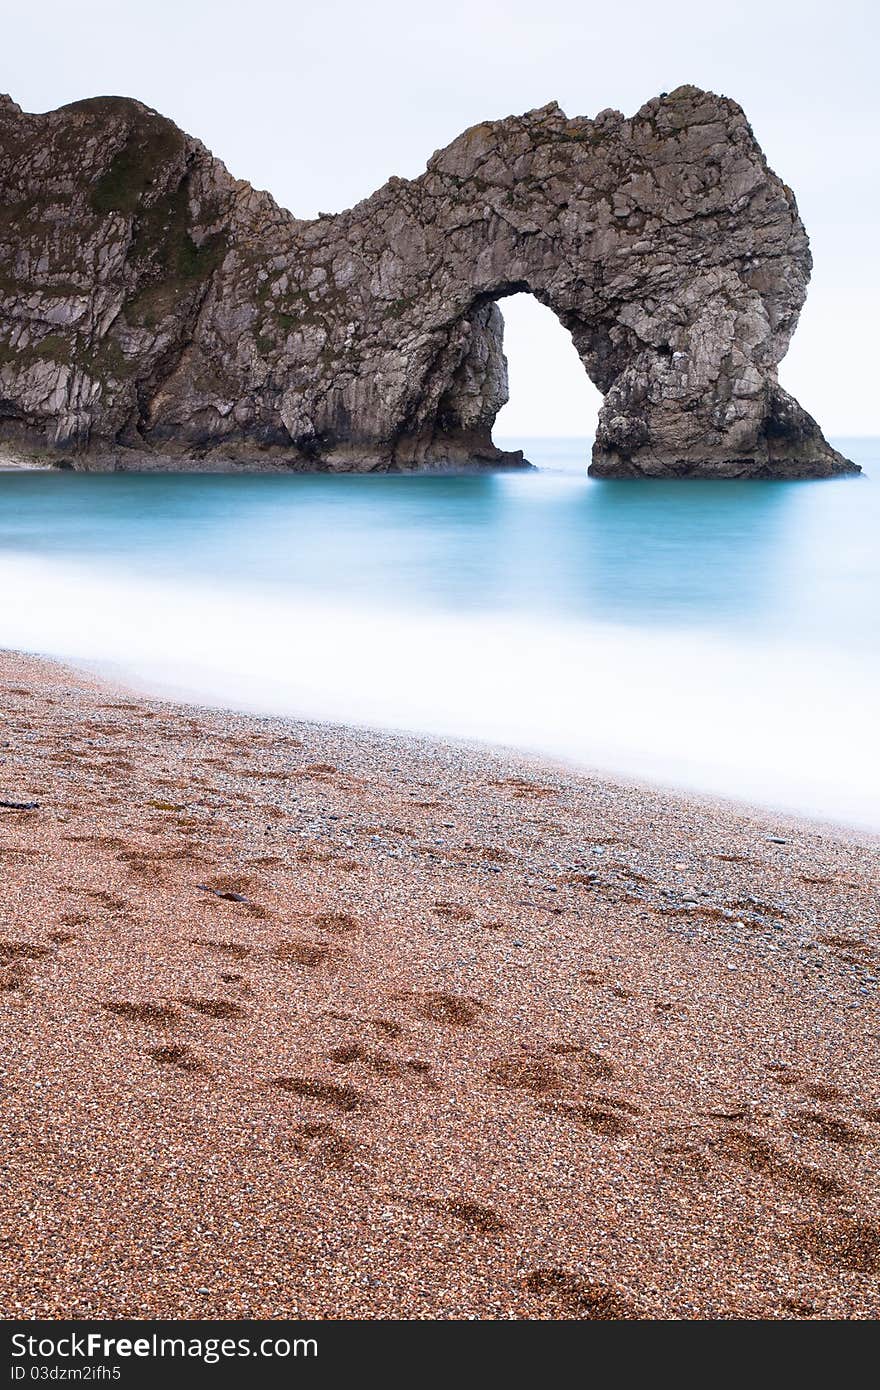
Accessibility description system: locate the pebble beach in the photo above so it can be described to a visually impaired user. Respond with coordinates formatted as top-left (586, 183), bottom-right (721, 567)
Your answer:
top-left (1, 649), bottom-right (878, 1319)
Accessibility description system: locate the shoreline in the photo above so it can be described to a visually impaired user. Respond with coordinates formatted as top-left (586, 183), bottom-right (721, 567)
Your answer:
top-left (37, 648), bottom-right (880, 849)
top-left (1, 649), bottom-right (878, 1318)
top-left (0, 438), bottom-right (533, 475)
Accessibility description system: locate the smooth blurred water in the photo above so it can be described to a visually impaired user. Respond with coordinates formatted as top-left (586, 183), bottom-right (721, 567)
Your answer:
top-left (1, 437), bottom-right (877, 829)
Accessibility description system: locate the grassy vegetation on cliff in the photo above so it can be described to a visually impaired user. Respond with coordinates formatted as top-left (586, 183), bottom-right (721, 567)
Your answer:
top-left (90, 117), bottom-right (184, 216)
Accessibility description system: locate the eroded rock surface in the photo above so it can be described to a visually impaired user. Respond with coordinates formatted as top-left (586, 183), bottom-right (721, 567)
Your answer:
top-left (0, 87), bottom-right (856, 476)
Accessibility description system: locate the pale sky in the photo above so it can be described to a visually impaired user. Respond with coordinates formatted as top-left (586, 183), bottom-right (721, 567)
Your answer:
top-left (4, 0), bottom-right (877, 437)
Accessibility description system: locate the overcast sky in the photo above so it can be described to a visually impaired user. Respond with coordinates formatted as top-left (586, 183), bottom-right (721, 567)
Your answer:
top-left (5, 0), bottom-right (877, 437)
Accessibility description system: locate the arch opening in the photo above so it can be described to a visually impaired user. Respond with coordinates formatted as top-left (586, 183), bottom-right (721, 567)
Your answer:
top-left (492, 293), bottom-right (603, 472)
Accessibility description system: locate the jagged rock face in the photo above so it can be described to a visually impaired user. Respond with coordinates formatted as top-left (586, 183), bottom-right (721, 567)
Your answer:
top-left (0, 87), bottom-right (856, 476)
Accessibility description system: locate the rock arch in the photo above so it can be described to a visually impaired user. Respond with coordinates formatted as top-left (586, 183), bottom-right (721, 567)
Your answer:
top-left (0, 86), bottom-right (857, 475)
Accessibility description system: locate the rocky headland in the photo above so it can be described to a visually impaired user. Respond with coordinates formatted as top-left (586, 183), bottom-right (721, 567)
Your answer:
top-left (0, 87), bottom-right (857, 476)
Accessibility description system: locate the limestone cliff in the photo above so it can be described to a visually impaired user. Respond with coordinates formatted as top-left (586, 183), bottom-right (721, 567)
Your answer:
top-left (0, 87), bottom-right (857, 476)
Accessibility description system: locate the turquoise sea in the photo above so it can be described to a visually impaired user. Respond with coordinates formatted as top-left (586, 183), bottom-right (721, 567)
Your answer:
top-left (1, 437), bottom-right (877, 830)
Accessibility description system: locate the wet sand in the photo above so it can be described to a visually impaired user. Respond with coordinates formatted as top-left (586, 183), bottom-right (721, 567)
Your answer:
top-left (1, 649), bottom-right (878, 1319)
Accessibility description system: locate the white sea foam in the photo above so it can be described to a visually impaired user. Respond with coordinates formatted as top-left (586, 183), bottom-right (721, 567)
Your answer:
top-left (2, 548), bottom-right (877, 830)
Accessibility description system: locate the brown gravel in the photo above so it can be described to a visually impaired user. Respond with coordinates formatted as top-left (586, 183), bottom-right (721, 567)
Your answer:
top-left (0, 649), bottom-right (878, 1320)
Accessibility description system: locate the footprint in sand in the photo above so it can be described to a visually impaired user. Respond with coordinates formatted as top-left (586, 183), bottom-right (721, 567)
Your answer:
top-left (296, 763), bottom-right (338, 782)
top-left (329, 1041), bottom-right (434, 1086)
top-left (190, 938), bottom-right (251, 960)
top-left (487, 1047), bottom-right (632, 1137)
top-left (720, 1128), bottom-right (844, 1198)
top-left (330, 1042), bottom-right (400, 1076)
top-left (563, 872), bottom-right (600, 888)
top-left (175, 995), bottom-right (245, 1020)
top-left (523, 1269), bottom-right (637, 1319)
top-left (64, 833), bottom-right (129, 850)
top-left (658, 1138), bottom-right (714, 1175)
top-left (776, 1296), bottom-right (823, 1318)
top-left (764, 1063), bottom-right (801, 1088)
top-left (274, 940), bottom-right (337, 967)
top-left (765, 1063), bottom-right (846, 1104)
top-left (271, 1076), bottom-right (365, 1112)
top-left (488, 1056), bottom-right (562, 1096)
top-left (431, 902), bottom-right (474, 922)
top-left (148, 1044), bottom-right (204, 1072)
top-left (120, 846), bottom-right (203, 880)
top-left (312, 911), bottom-right (360, 935)
top-left (0, 962), bottom-right (32, 992)
top-left (100, 1000), bottom-right (178, 1025)
top-left (608, 863), bottom-right (653, 886)
top-left (424, 1197), bottom-right (506, 1234)
top-left (548, 1043), bottom-right (616, 1082)
top-left (82, 890), bottom-right (129, 913)
top-left (795, 1217), bottom-right (880, 1274)
top-left (295, 848), bottom-right (359, 872)
top-left (547, 1101), bottom-right (635, 1138)
top-left (293, 1120), bottom-right (355, 1168)
top-left (817, 935), bottom-right (876, 967)
top-left (59, 911), bottom-right (90, 929)
top-left (788, 1110), bottom-right (866, 1146)
top-left (387, 1192), bottom-right (505, 1234)
top-left (462, 844), bottom-right (515, 865)
top-left (396, 991), bottom-right (486, 1027)
top-left (489, 778), bottom-right (557, 800)
top-left (369, 1017), bottom-right (404, 1038)
top-left (728, 897), bottom-right (789, 920)
top-left (798, 1080), bottom-right (846, 1103)
top-left (0, 940), bottom-right (52, 960)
